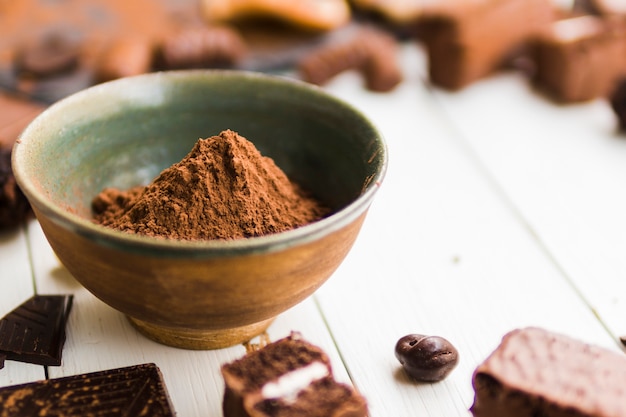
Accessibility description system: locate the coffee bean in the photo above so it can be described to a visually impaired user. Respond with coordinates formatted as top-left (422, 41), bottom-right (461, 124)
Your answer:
top-left (394, 334), bottom-right (459, 382)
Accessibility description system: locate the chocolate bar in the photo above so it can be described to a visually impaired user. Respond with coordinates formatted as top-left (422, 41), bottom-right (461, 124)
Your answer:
top-left (470, 327), bottom-right (626, 417)
top-left (419, 0), bottom-right (555, 90)
top-left (0, 295), bottom-right (73, 366)
top-left (531, 15), bottom-right (626, 102)
top-left (0, 363), bottom-right (176, 416)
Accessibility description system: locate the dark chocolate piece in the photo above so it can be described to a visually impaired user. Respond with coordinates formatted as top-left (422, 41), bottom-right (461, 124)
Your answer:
top-left (394, 334), bottom-right (459, 382)
top-left (531, 15), bottom-right (626, 102)
top-left (470, 327), bottom-right (626, 417)
top-left (610, 78), bottom-right (626, 130)
top-left (0, 363), bottom-right (176, 416)
top-left (0, 93), bottom-right (44, 230)
top-left (574, 0), bottom-right (626, 16)
top-left (419, 0), bottom-right (555, 90)
top-left (0, 147), bottom-right (32, 230)
top-left (0, 295), bottom-right (73, 366)
top-left (298, 26), bottom-right (403, 92)
top-left (0, 352), bottom-right (5, 370)
top-left (16, 32), bottom-right (81, 78)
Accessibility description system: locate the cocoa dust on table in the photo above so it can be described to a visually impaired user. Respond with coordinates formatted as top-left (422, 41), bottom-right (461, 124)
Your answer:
top-left (92, 130), bottom-right (330, 240)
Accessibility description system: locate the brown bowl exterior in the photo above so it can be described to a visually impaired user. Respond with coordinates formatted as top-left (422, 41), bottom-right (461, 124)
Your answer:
top-left (13, 70), bottom-right (387, 349)
top-left (37, 207), bottom-right (366, 348)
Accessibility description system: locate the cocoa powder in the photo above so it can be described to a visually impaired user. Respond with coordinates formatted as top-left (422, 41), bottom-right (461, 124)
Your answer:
top-left (92, 130), bottom-right (329, 240)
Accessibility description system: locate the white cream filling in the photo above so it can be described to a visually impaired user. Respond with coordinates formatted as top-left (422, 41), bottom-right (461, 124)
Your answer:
top-left (552, 16), bottom-right (604, 43)
top-left (261, 361), bottom-right (330, 403)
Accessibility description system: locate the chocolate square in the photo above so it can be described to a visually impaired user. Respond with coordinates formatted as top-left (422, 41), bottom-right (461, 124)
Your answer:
top-left (531, 15), bottom-right (626, 102)
top-left (0, 294), bottom-right (73, 366)
top-left (0, 363), bottom-right (176, 416)
top-left (420, 0), bottom-right (554, 90)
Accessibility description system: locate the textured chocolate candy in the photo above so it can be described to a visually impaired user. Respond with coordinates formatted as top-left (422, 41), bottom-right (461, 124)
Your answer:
top-left (0, 363), bottom-right (176, 416)
top-left (17, 32), bottom-right (81, 78)
top-left (0, 295), bottom-right (73, 366)
top-left (471, 327), bottom-right (626, 417)
top-left (395, 334), bottom-right (459, 382)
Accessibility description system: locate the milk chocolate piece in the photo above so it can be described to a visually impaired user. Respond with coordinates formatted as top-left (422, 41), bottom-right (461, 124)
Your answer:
top-left (222, 332), bottom-right (368, 417)
top-left (531, 15), bottom-right (626, 102)
top-left (16, 32), bottom-right (81, 78)
top-left (158, 26), bottom-right (248, 70)
top-left (420, 0), bottom-right (555, 90)
top-left (470, 327), bottom-right (626, 417)
top-left (298, 26), bottom-right (402, 92)
top-left (95, 37), bottom-right (155, 83)
top-left (0, 295), bottom-right (73, 366)
top-left (0, 363), bottom-right (176, 416)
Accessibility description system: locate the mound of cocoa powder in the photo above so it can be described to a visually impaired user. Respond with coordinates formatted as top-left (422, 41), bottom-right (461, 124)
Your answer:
top-left (92, 129), bottom-right (329, 240)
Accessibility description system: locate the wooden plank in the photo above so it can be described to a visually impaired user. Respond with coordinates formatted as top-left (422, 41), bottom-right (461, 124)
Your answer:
top-left (0, 223), bottom-right (45, 385)
top-left (26, 220), bottom-right (353, 417)
top-left (429, 69), bottom-right (626, 341)
top-left (315, 44), bottom-right (618, 417)
top-left (3, 41), bottom-right (620, 417)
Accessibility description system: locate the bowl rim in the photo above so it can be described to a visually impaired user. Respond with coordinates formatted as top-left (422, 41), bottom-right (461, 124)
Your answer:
top-left (12, 70), bottom-right (388, 258)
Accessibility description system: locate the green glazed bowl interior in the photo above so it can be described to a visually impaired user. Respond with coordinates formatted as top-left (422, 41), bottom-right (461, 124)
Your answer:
top-left (13, 70), bottom-right (387, 256)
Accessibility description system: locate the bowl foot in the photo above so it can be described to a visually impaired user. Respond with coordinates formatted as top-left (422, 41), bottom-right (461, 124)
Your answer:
top-left (127, 316), bottom-right (275, 350)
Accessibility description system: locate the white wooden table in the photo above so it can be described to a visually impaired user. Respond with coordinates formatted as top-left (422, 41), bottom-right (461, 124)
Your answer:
top-left (2, 42), bottom-right (626, 417)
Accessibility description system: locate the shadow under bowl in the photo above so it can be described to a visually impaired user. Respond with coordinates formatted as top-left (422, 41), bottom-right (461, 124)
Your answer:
top-left (12, 70), bottom-right (387, 349)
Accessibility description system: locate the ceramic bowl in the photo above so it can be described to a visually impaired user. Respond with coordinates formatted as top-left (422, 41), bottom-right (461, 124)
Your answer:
top-left (12, 70), bottom-right (387, 349)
